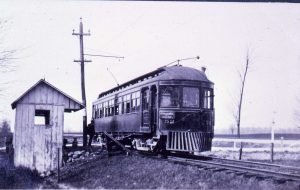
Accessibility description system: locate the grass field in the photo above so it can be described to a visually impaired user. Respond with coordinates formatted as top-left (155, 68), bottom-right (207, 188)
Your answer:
top-left (0, 133), bottom-right (299, 188)
top-left (214, 133), bottom-right (300, 140)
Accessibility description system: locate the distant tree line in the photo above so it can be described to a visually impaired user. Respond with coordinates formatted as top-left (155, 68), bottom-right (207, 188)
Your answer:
top-left (0, 120), bottom-right (11, 137)
top-left (0, 120), bottom-right (12, 148)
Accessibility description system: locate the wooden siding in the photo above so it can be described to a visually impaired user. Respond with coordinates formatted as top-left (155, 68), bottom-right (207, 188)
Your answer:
top-left (11, 79), bottom-right (83, 173)
top-left (95, 112), bottom-right (141, 133)
top-left (16, 82), bottom-right (82, 111)
top-left (14, 104), bottom-right (64, 173)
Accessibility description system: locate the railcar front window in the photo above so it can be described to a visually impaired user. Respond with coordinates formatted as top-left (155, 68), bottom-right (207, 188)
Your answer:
top-left (183, 87), bottom-right (199, 108)
top-left (203, 89), bottom-right (213, 109)
top-left (159, 86), bottom-right (180, 107)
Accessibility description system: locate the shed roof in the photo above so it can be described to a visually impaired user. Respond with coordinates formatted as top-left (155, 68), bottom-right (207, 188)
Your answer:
top-left (11, 79), bottom-right (84, 112)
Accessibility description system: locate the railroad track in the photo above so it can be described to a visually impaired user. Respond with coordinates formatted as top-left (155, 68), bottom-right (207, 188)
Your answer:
top-left (168, 155), bottom-right (300, 183)
top-left (92, 141), bottom-right (300, 183)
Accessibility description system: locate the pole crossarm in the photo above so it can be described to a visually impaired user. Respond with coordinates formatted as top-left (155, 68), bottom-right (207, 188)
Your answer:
top-left (72, 32), bottom-right (90, 36)
top-left (74, 60), bottom-right (92, 63)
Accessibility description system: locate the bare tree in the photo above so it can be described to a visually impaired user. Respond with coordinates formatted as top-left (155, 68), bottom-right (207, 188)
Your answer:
top-left (0, 49), bottom-right (16, 71)
top-left (229, 124), bottom-right (235, 135)
top-left (234, 50), bottom-right (251, 138)
top-left (0, 19), bottom-right (16, 70)
top-left (0, 120), bottom-right (11, 137)
top-left (0, 18), bottom-right (17, 95)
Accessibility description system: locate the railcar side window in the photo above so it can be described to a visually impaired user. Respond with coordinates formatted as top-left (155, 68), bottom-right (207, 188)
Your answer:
top-left (97, 104), bottom-right (100, 118)
top-left (93, 105), bottom-right (95, 118)
top-left (124, 94), bottom-right (131, 113)
top-left (100, 103), bottom-right (104, 118)
top-left (131, 91), bottom-right (140, 112)
top-left (121, 96), bottom-right (125, 114)
top-left (183, 87), bottom-right (199, 108)
top-left (115, 106), bottom-right (119, 115)
top-left (104, 102), bottom-right (108, 117)
top-left (131, 92), bottom-right (136, 111)
top-left (95, 104), bottom-right (98, 118)
top-left (159, 86), bottom-right (180, 108)
top-left (142, 89), bottom-right (149, 110)
top-left (203, 89), bottom-right (213, 109)
top-left (98, 103), bottom-right (102, 118)
top-left (117, 97), bottom-right (122, 115)
top-left (108, 99), bottom-right (114, 116)
top-left (137, 96), bottom-right (140, 110)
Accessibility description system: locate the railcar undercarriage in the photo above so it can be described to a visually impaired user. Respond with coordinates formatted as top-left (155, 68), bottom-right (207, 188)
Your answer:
top-left (99, 131), bottom-right (211, 155)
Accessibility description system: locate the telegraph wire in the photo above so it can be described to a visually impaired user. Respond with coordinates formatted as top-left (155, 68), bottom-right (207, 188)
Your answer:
top-left (84, 53), bottom-right (124, 59)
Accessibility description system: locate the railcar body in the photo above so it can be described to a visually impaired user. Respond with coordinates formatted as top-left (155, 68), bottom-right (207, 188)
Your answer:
top-left (92, 65), bottom-right (214, 154)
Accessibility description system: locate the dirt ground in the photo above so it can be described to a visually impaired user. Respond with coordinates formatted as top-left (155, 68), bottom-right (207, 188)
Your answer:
top-left (0, 150), bottom-right (43, 189)
top-left (1, 148), bottom-right (300, 189)
top-left (56, 150), bottom-right (300, 190)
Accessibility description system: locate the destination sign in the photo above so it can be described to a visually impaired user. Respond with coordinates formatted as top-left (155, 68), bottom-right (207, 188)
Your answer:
top-left (160, 112), bottom-right (175, 119)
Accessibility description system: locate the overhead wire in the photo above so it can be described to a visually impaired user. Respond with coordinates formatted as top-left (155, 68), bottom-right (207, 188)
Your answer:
top-left (84, 53), bottom-right (124, 59)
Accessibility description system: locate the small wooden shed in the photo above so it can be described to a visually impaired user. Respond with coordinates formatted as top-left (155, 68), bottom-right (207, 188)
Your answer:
top-left (11, 79), bottom-right (84, 173)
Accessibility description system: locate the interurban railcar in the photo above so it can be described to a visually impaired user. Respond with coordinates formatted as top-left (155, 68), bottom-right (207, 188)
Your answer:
top-left (92, 65), bottom-right (214, 154)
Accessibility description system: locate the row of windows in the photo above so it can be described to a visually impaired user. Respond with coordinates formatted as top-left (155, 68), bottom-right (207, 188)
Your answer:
top-left (159, 86), bottom-right (213, 109)
top-left (93, 87), bottom-right (213, 118)
top-left (93, 91), bottom-right (140, 118)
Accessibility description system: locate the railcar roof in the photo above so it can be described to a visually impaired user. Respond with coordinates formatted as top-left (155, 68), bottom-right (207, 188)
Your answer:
top-left (98, 65), bottom-right (212, 98)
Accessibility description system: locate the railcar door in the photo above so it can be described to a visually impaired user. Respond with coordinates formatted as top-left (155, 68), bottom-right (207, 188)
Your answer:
top-left (150, 85), bottom-right (157, 133)
top-left (141, 88), bottom-right (150, 130)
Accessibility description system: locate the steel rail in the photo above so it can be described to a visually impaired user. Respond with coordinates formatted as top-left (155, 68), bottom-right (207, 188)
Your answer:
top-left (210, 156), bottom-right (300, 171)
top-left (168, 156), bottom-right (300, 182)
top-left (172, 153), bottom-right (300, 171)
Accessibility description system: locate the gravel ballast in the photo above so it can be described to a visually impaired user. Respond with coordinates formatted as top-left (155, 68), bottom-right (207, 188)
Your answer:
top-left (59, 152), bottom-right (300, 189)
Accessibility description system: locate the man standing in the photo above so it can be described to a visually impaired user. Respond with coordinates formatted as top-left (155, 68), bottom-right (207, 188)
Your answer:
top-left (87, 120), bottom-right (95, 147)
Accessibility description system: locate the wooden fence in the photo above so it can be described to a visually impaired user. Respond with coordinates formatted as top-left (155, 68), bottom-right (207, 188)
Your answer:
top-left (212, 138), bottom-right (300, 161)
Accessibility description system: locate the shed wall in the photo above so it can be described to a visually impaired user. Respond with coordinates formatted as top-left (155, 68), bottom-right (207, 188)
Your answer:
top-left (18, 83), bottom-right (81, 110)
top-left (14, 104), bottom-right (64, 173)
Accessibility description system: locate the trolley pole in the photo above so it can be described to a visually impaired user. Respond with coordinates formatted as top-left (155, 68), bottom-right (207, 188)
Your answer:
top-left (72, 18), bottom-right (91, 147)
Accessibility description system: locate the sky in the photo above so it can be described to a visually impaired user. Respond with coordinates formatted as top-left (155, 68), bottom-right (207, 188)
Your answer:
top-left (1, 1), bottom-right (300, 134)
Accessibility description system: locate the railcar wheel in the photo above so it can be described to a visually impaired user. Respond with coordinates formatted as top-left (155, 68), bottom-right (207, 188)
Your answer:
top-left (152, 135), bottom-right (167, 157)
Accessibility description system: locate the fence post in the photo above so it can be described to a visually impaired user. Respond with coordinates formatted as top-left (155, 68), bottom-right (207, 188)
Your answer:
top-left (239, 141), bottom-right (243, 160)
top-left (270, 142), bottom-right (274, 162)
top-left (233, 140), bottom-right (236, 150)
top-left (57, 148), bottom-right (60, 182)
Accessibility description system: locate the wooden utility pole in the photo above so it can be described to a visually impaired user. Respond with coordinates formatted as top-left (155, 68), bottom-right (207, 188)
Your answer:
top-left (72, 18), bottom-right (91, 147)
